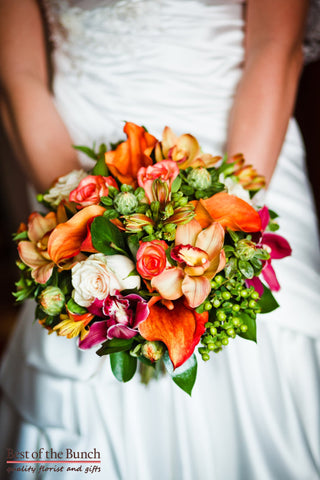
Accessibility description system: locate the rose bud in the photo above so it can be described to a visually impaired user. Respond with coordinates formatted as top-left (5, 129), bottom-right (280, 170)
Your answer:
top-left (114, 191), bottom-right (139, 215)
top-left (39, 286), bottom-right (65, 316)
top-left (141, 341), bottom-right (165, 362)
top-left (236, 239), bottom-right (257, 261)
top-left (187, 167), bottom-right (212, 190)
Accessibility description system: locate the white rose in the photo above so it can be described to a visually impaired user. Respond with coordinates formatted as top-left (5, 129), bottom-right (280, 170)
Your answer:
top-left (219, 174), bottom-right (251, 204)
top-left (71, 253), bottom-right (140, 307)
top-left (104, 254), bottom-right (141, 290)
top-left (43, 169), bottom-right (87, 207)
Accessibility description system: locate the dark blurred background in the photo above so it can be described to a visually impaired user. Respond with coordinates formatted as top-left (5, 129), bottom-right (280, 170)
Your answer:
top-left (0, 59), bottom-right (319, 357)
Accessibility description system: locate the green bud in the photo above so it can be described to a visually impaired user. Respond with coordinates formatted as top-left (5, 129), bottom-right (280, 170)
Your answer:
top-left (39, 286), bottom-right (65, 316)
top-left (222, 291), bottom-right (231, 300)
top-left (114, 191), bottom-right (139, 215)
top-left (187, 167), bottom-right (212, 190)
top-left (236, 239), bottom-right (256, 261)
top-left (141, 341), bottom-right (165, 362)
top-left (201, 353), bottom-right (210, 361)
top-left (204, 301), bottom-right (212, 311)
top-left (215, 275), bottom-right (224, 285)
top-left (210, 326), bottom-right (217, 336)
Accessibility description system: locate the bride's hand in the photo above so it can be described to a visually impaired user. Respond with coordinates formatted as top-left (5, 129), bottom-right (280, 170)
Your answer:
top-left (0, 0), bottom-right (80, 191)
top-left (227, 0), bottom-right (309, 186)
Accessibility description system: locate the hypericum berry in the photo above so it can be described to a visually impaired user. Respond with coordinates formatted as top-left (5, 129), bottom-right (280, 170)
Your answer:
top-left (222, 338), bottom-right (229, 346)
top-left (204, 301), bottom-right (212, 311)
top-left (240, 289), bottom-right (250, 297)
top-left (212, 298), bottom-right (221, 308)
top-left (215, 275), bottom-right (224, 285)
top-left (248, 299), bottom-right (257, 309)
top-left (240, 325), bottom-right (248, 333)
top-left (232, 304), bottom-right (241, 312)
top-left (202, 353), bottom-right (210, 361)
top-left (210, 326), bottom-right (217, 336)
top-left (207, 343), bottom-right (216, 351)
top-left (233, 317), bottom-right (240, 327)
top-left (217, 311), bottom-right (226, 322)
top-left (227, 328), bottom-right (235, 337)
top-left (222, 291), bottom-right (231, 300)
top-left (251, 291), bottom-right (260, 300)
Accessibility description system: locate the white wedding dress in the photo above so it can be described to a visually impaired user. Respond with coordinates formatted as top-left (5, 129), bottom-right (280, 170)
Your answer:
top-left (1, 1), bottom-right (320, 479)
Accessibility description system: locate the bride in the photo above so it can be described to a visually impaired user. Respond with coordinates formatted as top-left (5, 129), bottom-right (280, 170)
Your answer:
top-left (1, 0), bottom-right (319, 479)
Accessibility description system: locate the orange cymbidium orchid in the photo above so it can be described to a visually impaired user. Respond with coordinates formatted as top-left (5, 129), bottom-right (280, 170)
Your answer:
top-left (18, 206), bottom-right (67, 284)
top-left (155, 126), bottom-right (221, 170)
top-left (47, 205), bottom-right (105, 265)
top-left (53, 309), bottom-right (94, 341)
top-left (139, 298), bottom-right (208, 369)
top-left (151, 219), bottom-right (225, 309)
top-left (104, 122), bottom-right (158, 187)
top-left (192, 192), bottom-right (262, 232)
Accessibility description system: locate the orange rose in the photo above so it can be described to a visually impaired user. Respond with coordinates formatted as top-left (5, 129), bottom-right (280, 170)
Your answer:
top-left (69, 175), bottom-right (118, 208)
top-left (136, 240), bottom-right (168, 280)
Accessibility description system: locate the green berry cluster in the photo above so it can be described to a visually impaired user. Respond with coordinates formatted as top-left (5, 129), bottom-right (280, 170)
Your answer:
top-left (198, 274), bottom-right (261, 360)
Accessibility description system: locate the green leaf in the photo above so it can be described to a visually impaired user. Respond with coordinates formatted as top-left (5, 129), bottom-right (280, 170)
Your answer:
top-left (92, 156), bottom-right (109, 176)
top-left (171, 175), bottom-right (182, 193)
top-left (96, 338), bottom-right (134, 356)
top-left (91, 216), bottom-right (127, 255)
top-left (238, 313), bottom-right (257, 342)
top-left (225, 257), bottom-right (238, 279)
top-left (268, 209), bottom-right (279, 220)
top-left (73, 145), bottom-right (97, 160)
top-left (238, 260), bottom-right (254, 279)
top-left (110, 351), bottom-right (137, 382)
top-left (12, 230), bottom-right (29, 241)
top-left (163, 352), bottom-right (198, 396)
top-left (257, 285), bottom-right (279, 313)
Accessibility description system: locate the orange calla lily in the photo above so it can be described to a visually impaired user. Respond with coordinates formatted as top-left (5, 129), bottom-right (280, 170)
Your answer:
top-left (48, 205), bottom-right (105, 265)
top-left (139, 299), bottom-right (208, 369)
top-left (105, 122), bottom-right (157, 187)
top-left (193, 192), bottom-right (262, 232)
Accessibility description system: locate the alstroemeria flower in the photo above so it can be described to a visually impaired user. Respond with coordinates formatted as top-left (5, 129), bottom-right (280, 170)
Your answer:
top-left (53, 309), bottom-right (94, 341)
top-left (155, 126), bottom-right (221, 169)
top-left (137, 160), bottom-right (179, 203)
top-left (69, 175), bottom-right (118, 208)
top-left (246, 206), bottom-right (292, 294)
top-left (139, 298), bottom-right (208, 368)
top-left (136, 240), bottom-right (169, 280)
top-left (79, 293), bottom-right (149, 348)
top-left (151, 219), bottom-right (225, 308)
top-left (193, 192), bottom-right (262, 232)
top-left (18, 211), bottom-right (59, 284)
top-left (105, 122), bottom-right (158, 187)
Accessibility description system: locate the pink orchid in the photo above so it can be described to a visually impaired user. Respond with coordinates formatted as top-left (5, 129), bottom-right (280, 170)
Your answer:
top-left (246, 206), bottom-right (292, 294)
top-left (151, 219), bottom-right (225, 308)
top-left (79, 293), bottom-right (149, 348)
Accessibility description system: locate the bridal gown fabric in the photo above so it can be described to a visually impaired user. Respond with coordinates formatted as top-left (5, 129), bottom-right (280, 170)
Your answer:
top-left (1, 1), bottom-right (320, 479)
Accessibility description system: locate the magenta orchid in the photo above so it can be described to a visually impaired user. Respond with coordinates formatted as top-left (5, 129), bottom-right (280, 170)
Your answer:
top-left (79, 293), bottom-right (149, 349)
top-left (246, 206), bottom-right (292, 295)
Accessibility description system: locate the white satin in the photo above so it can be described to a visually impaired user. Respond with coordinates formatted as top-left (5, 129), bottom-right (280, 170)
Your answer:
top-left (1, 1), bottom-right (320, 479)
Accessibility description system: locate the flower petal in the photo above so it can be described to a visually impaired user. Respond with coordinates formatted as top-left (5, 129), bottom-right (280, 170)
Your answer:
top-left (18, 241), bottom-right (49, 268)
top-left (107, 324), bottom-right (139, 340)
top-left (78, 321), bottom-right (108, 349)
top-left (258, 206), bottom-right (270, 231)
top-left (151, 267), bottom-right (184, 300)
top-left (32, 263), bottom-right (54, 284)
top-left (200, 193), bottom-right (262, 232)
top-left (105, 122), bottom-right (157, 186)
top-left (245, 277), bottom-right (264, 296)
top-left (47, 205), bottom-right (105, 264)
top-left (262, 233), bottom-right (292, 259)
top-left (262, 262), bottom-right (281, 291)
top-left (175, 219), bottom-right (202, 246)
top-left (139, 299), bottom-right (208, 368)
top-left (181, 275), bottom-right (211, 308)
top-left (195, 222), bottom-right (225, 260)
top-left (28, 212), bottom-right (57, 243)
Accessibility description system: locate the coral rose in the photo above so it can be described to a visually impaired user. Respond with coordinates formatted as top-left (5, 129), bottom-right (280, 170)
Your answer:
top-left (137, 160), bottom-right (179, 203)
top-left (136, 240), bottom-right (168, 280)
top-left (69, 175), bottom-right (118, 208)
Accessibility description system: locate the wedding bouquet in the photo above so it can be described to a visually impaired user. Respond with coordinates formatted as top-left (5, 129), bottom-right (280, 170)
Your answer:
top-left (14, 122), bottom-right (291, 394)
